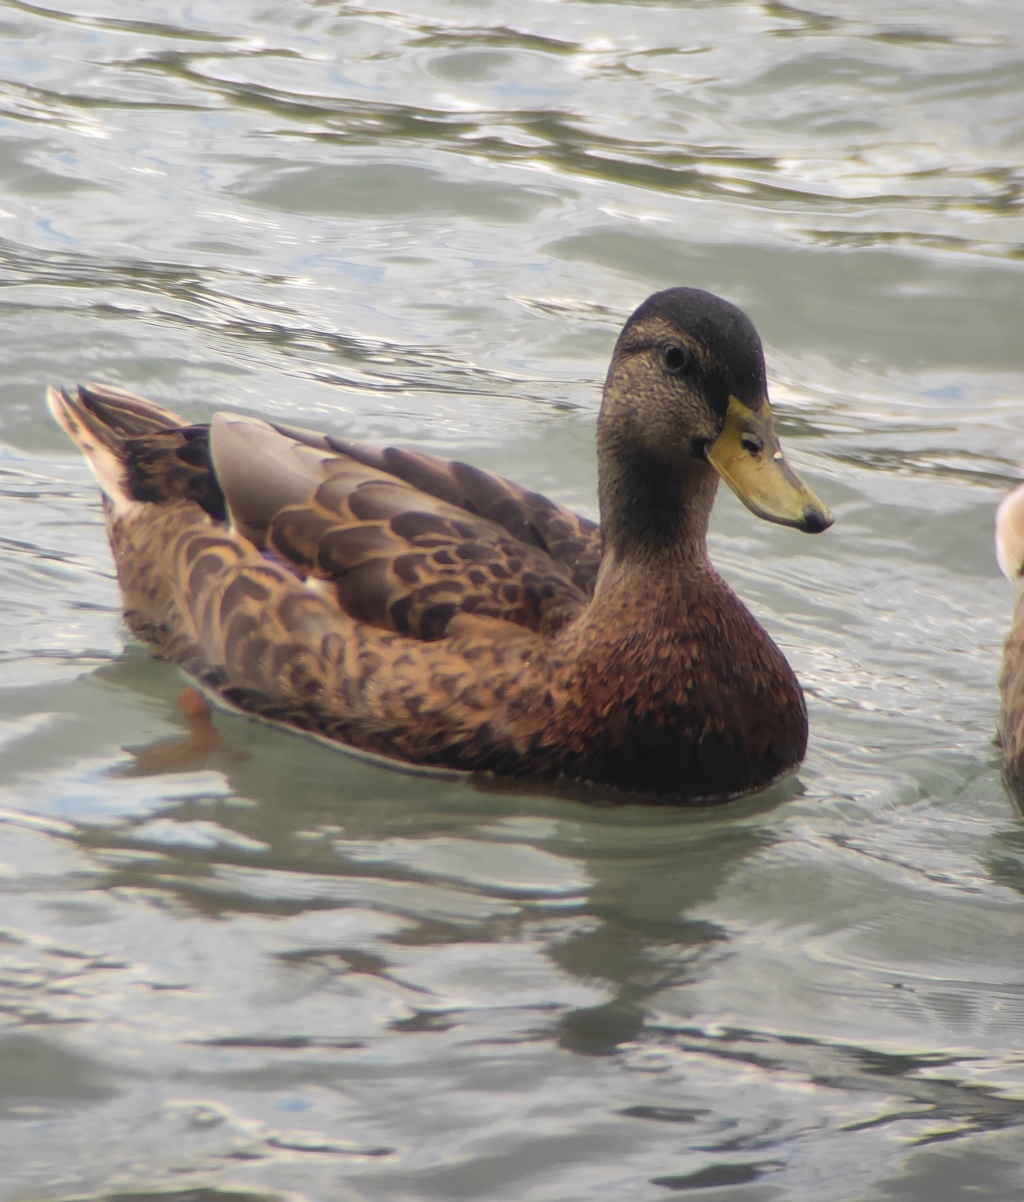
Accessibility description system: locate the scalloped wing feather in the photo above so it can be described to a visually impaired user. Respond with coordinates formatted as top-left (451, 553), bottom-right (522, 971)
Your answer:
top-left (208, 413), bottom-right (592, 639)
top-left (270, 421), bottom-right (603, 595)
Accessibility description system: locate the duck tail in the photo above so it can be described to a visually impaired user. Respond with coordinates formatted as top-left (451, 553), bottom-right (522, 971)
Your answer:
top-left (47, 383), bottom-right (188, 514)
top-left (996, 480), bottom-right (1024, 586)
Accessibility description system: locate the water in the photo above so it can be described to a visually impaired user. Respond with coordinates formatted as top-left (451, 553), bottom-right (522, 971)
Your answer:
top-left (1, 1), bottom-right (1023, 1198)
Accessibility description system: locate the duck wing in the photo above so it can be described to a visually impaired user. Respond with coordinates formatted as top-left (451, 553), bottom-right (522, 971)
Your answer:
top-left (209, 413), bottom-right (595, 640)
top-left (53, 384), bottom-right (599, 643)
top-left (269, 419), bottom-right (602, 595)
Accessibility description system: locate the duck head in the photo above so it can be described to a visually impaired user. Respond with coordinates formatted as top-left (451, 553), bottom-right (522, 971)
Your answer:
top-left (598, 287), bottom-right (833, 547)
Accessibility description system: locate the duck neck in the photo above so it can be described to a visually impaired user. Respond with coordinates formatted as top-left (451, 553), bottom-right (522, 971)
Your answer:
top-left (596, 432), bottom-right (719, 576)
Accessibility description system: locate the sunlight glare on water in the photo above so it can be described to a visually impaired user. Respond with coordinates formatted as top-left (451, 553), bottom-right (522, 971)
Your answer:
top-left (0, 1), bottom-right (1023, 1199)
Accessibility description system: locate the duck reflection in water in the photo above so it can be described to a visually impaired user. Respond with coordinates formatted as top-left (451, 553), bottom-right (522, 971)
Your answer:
top-left (110, 686), bottom-right (248, 777)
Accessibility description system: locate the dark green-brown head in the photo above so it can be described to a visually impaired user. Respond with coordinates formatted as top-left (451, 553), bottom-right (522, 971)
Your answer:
top-left (597, 287), bottom-right (833, 554)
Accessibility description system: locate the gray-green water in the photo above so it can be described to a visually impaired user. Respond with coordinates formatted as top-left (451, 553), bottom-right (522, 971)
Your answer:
top-left (1, 1), bottom-right (1023, 1198)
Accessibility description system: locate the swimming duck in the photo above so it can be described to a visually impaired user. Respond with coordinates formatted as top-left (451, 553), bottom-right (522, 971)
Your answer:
top-left (49, 287), bottom-right (832, 803)
top-left (996, 480), bottom-right (1024, 796)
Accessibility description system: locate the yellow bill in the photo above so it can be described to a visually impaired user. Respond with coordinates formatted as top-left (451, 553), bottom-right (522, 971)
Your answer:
top-left (707, 397), bottom-right (833, 533)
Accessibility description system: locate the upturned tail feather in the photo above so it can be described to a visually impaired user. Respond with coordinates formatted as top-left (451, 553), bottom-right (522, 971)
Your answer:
top-left (47, 383), bottom-right (188, 513)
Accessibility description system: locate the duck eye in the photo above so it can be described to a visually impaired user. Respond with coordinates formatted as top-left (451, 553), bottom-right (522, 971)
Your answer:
top-left (740, 432), bottom-right (763, 455)
top-left (662, 345), bottom-right (688, 372)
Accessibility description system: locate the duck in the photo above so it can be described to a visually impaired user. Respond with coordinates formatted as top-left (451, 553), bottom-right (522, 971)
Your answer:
top-left (49, 287), bottom-right (833, 803)
top-left (996, 480), bottom-right (1024, 796)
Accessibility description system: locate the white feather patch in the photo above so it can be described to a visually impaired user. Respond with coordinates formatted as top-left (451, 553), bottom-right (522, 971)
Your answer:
top-left (995, 480), bottom-right (1024, 587)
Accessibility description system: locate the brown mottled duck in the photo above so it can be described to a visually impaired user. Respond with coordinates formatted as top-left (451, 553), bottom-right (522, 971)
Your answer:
top-left (996, 479), bottom-right (1024, 797)
top-left (49, 287), bottom-right (833, 803)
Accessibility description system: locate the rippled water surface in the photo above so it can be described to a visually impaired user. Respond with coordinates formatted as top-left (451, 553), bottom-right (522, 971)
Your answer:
top-left (2, 1), bottom-right (1024, 1198)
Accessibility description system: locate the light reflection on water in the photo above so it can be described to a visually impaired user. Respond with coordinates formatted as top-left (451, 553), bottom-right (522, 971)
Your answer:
top-left (0, 1), bottom-right (1023, 1199)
